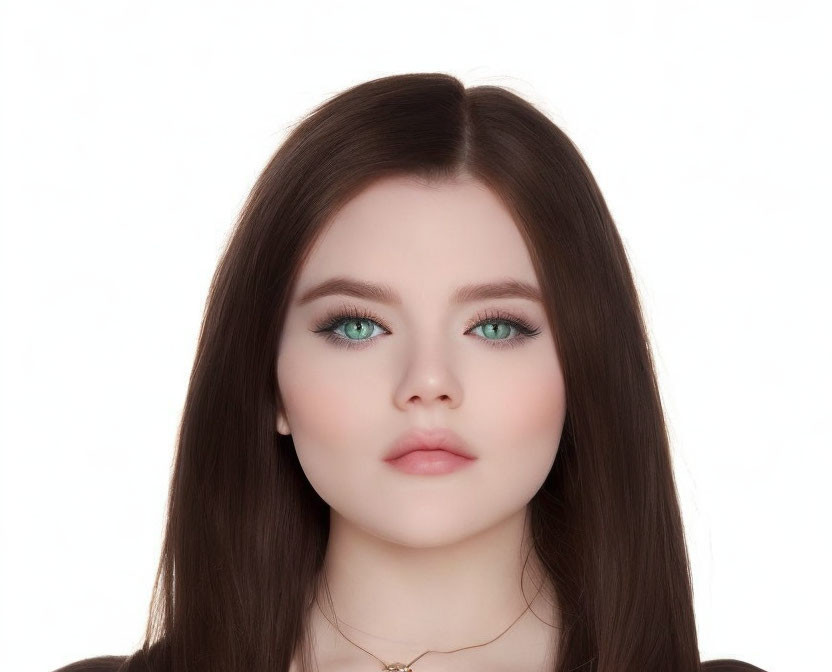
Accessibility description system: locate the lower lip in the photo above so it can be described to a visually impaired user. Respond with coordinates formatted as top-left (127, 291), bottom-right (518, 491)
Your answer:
top-left (385, 450), bottom-right (475, 475)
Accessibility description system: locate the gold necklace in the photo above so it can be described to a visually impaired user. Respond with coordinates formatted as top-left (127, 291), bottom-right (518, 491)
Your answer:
top-left (314, 574), bottom-right (542, 672)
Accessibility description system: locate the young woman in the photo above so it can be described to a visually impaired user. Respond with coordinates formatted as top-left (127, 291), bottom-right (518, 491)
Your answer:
top-left (53, 73), bottom-right (767, 672)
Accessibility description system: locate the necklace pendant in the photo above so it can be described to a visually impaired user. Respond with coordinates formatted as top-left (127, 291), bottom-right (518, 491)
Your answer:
top-left (383, 664), bottom-right (412, 672)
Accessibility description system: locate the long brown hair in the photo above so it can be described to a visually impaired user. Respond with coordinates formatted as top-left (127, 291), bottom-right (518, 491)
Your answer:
top-left (103, 72), bottom-right (717, 672)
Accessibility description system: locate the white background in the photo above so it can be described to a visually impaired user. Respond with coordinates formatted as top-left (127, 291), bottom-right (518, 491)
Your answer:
top-left (1, 2), bottom-right (829, 671)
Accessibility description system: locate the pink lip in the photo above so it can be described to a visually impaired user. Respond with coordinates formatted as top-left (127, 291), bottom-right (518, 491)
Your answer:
top-left (383, 427), bottom-right (476, 476)
top-left (386, 449), bottom-right (475, 475)
top-left (384, 427), bottom-right (476, 461)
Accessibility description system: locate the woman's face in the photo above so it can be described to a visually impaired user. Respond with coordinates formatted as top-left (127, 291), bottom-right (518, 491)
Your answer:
top-left (276, 174), bottom-right (566, 548)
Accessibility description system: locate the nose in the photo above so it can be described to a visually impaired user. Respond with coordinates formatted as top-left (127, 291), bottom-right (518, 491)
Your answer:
top-left (392, 345), bottom-right (463, 411)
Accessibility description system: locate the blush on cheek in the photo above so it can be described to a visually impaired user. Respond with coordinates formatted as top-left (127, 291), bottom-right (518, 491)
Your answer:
top-left (484, 355), bottom-right (565, 417)
top-left (515, 374), bottom-right (566, 434)
top-left (285, 375), bottom-right (384, 455)
top-left (476, 364), bottom-right (566, 463)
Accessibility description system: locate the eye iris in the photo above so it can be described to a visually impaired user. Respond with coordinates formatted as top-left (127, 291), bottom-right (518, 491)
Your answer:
top-left (482, 322), bottom-right (511, 339)
top-left (343, 319), bottom-right (373, 340)
top-left (330, 315), bottom-right (523, 344)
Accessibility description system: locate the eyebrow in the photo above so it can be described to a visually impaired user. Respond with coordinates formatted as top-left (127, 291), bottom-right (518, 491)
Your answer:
top-left (295, 276), bottom-right (543, 306)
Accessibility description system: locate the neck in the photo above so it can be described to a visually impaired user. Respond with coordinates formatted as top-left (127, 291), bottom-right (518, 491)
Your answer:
top-left (305, 505), bottom-right (560, 670)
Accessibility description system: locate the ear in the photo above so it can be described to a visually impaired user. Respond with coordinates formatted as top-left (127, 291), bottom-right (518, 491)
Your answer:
top-left (276, 410), bottom-right (291, 436)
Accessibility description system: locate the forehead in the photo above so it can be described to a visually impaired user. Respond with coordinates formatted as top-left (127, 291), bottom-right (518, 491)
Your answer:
top-left (294, 176), bottom-right (539, 302)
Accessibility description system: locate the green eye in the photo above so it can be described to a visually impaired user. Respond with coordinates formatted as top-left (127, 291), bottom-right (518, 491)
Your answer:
top-left (312, 305), bottom-right (541, 351)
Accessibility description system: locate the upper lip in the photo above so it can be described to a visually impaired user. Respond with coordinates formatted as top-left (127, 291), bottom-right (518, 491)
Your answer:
top-left (384, 427), bottom-right (476, 461)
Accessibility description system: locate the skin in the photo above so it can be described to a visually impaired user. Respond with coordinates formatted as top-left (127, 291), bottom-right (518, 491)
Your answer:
top-left (275, 174), bottom-right (566, 672)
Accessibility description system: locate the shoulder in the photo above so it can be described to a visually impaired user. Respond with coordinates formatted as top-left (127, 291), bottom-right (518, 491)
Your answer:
top-left (50, 655), bottom-right (129, 672)
top-left (702, 659), bottom-right (768, 672)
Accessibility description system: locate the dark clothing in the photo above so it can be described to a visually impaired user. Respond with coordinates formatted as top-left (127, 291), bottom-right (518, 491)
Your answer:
top-left (52, 657), bottom-right (128, 672)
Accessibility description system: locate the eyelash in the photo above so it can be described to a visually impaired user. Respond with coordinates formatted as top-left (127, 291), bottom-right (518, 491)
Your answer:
top-left (310, 302), bottom-right (542, 351)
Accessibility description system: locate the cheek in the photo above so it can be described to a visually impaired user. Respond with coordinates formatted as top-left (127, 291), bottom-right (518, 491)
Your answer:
top-left (472, 349), bottom-right (566, 490)
top-left (277, 340), bottom-right (383, 479)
